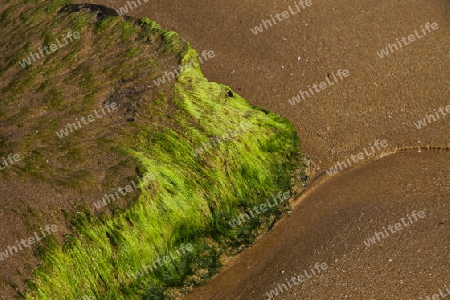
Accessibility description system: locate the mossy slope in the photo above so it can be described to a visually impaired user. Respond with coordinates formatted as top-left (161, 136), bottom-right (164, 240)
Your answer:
top-left (0, 1), bottom-right (302, 299)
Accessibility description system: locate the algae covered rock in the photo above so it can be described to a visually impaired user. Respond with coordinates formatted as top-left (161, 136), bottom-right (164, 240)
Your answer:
top-left (0, 1), bottom-right (302, 298)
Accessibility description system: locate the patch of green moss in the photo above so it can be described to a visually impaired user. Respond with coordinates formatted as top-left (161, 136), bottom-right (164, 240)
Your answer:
top-left (46, 0), bottom-right (72, 14)
top-left (96, 16), bottom-right (115, 33)
top-left (1, 1), bottom-right (303, 299)
top-left (119, 21), bottom-right (136, 41)
top-left (24, 48), bottom-right (301, 300)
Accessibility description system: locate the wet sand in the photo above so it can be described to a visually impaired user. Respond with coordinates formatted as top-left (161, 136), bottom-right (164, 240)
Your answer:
top-left (75, 0), bottom-right (450, 298)
top-left (183, 149), bottom-right (450, 299)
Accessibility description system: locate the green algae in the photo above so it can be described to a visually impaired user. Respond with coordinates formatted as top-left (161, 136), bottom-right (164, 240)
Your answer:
top-left (26, 49), bottom-right (300, 300)
top-left (0, 1), bottom-right (302, 299)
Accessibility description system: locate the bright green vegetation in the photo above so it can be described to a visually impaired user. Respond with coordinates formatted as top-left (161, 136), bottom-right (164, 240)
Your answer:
top-left (1, 1), bottom-right (303, 299)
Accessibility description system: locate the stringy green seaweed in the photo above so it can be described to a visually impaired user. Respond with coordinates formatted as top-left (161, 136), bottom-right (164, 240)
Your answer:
top-left (16, 5), bottom-right (302, 300)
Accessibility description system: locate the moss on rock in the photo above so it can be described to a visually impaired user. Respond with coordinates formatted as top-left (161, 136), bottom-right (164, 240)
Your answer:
top-left (0, 1), bottom-right (303, 299)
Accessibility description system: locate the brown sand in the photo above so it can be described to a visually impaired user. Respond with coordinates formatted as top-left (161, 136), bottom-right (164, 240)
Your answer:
top-left (76, 0), bottom-right (450, 299)
top-left (182, 150), bottom-right (450, 299)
